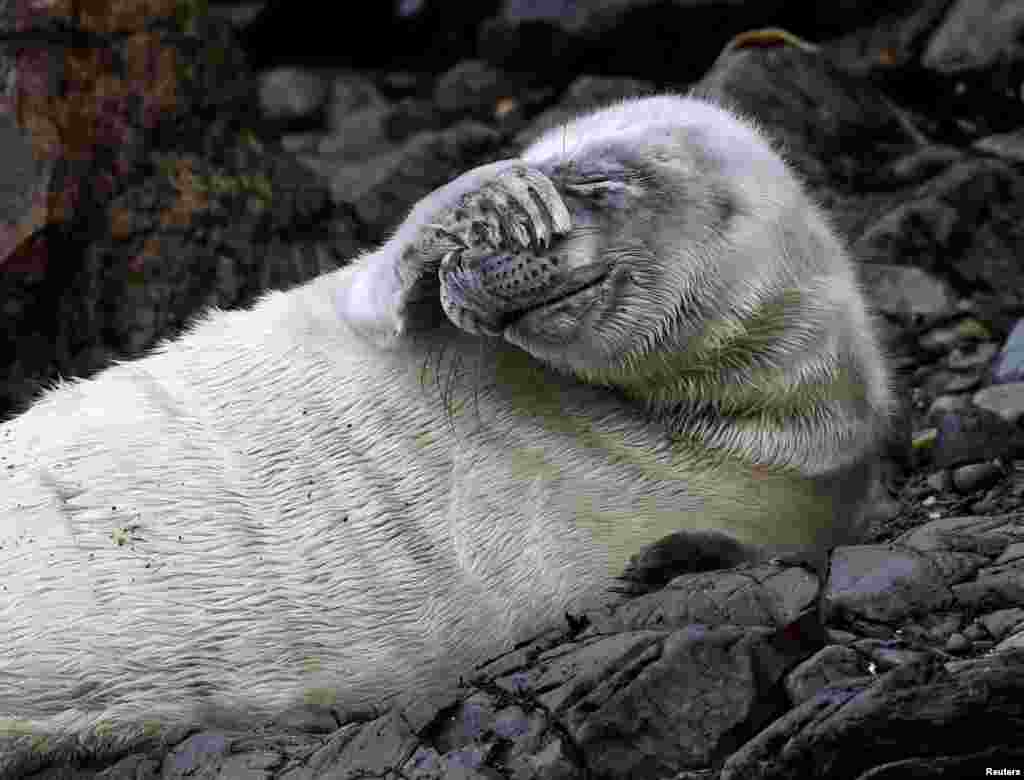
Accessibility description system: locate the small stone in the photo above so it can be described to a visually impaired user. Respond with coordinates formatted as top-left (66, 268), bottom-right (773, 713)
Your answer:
top-left (961, 621), bottom-right (989, 641)
top-left (826, 629), bottom-right (858, 644)
top-left (932, 407), bottom-right (1024, 468)
top-left (974, 129), bottom-right (1024, 164)
top-left (919, 318), bottom-right (991, 351)
top-left (973, 382), bottom-right (1024, 424)
top-left (997, 629), bottom-right (1024, 652)
top-left (952, 462), bottom-right (1004, 493)
top-left (927, 394), bottom-right (970, 421)
top-left (978, 607), bottom-right (1024, 640)
top-left (912, 428), bottom-right (937, 452)
top-left (942, 371), bottom-right (983, 394)
top-left (947, 341), bottom-right (999, 371)
top-left (927, 470), bottom-right (953, 492)
top-left (993, 542), bottom-right (1024, 566)
top-left (786, 645), bottom-right (864, 705)
top-left (859, 264), bottom-right (956, 324)
top-left (945, 632), bottom-right (971, 654)
top-left (991, 318), bottom-right (1024, 384)
top-left (259, 67), bottom-right (329, 121)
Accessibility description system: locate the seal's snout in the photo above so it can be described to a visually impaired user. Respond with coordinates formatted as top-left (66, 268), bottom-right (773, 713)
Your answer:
top-left (440, 244), bottom-right (610, 336)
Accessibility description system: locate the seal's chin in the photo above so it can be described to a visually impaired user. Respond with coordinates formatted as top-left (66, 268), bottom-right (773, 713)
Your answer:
top-left (504, 270), bottom-right (610, 345)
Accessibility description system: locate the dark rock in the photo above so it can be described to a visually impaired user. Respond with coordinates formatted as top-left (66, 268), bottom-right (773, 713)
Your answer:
top-left (163, 732), bottom-right (231, 779)
top-left (479, 0), bottom-right (792, 82)
top-left (822, 0), bottom-right (957, 78)
top-left (858, 264), bottom-right (956, 325)
top-left (239, 0), bottom-right (497, 71)
top-left (980, 608), bottom-right (1024, 641)
top-left (952, 462), bottom-right (1004, 494)
top-left (853, 639), bottom-right (935, 672)
top-left (96, 754), bottom-right (162, 779)
top-left (944, 631), bottom-right (970, 653)
top-left (259, 67), bottom-right (329, 122)
top-left (516, 75), bottom-right (657, 147)
top-left (975, 129), bottom-right (1024, 164)
top-left (853, 160), bottom-right (1024, 308)
top-left (953, 573), bottom-right (1024, 612)
top-left (785, 645), bottom-right (864, 706)
top-left (825, 545), bottom-right (954, 624)
top-left (918, 319), bottom-right (993, 353)
top-left (947, 341), bottom-right (999, 372)
top-left (324, 120), bottom-right (503, 237)
top-left (922, 0), bottom-right (1024, 74)
top-left (872, 145), bottom-right (964, 189)
top-left (590, 565), bottom-right (818, 633)
top-left (720, 652), bottom-right (1024, 779)
top-left (433, 60), bottom-right (515, 118)
top-left (991, 319), bottom-right (1024, 384)
top-left (560, 624), bottom-right (809, 778)
top-left (694, 44), bottom-right (920, 191)
top-left (286, 712), bottom-right (418, 779)
top-left (932, 407), bottom-right (1024, 469)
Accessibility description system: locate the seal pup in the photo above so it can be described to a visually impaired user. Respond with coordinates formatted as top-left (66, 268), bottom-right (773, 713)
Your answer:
top-left (0, 95), bottom-right (891, 759)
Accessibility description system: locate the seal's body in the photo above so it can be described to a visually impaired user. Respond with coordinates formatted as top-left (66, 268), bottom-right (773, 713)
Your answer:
top-left (0, 96), bottom-right (890, 742)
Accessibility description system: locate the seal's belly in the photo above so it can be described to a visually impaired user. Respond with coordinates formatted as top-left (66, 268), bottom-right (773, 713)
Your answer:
top-left (0, 297), bottom-right (698, 726)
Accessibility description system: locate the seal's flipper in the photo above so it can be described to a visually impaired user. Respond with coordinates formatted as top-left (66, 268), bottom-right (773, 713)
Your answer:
top-left (337, 162), bottom-right (570, 347)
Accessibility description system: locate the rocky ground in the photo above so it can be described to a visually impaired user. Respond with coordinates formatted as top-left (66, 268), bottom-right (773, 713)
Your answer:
top-left (1, 0), bottom-right (1023, 777)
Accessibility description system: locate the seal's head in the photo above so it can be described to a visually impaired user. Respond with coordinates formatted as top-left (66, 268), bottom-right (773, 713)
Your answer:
top-left (438, 96), bottom-right (812, 389)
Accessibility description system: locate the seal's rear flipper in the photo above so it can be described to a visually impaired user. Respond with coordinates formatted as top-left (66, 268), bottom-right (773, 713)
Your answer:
top-left (618, 530), bottom-right (765, 589)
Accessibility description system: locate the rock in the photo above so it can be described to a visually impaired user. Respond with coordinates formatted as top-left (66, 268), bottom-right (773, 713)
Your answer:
top-left (825, 545), bottom-right (954, 624)
top-left (918, 318), bottom-right (993, 352)
top-left (952, 462), bottom-right (1004, 494)
top-left (997, 629), bottom-right (1024, 651)
top-left (163, 733), bottom-right (231, 779)
top-left (927, 394), bottom-right (970, 421)
top-left (853, 639), bottom-right (934, 672)
top-left (926, 470), bottom-right (952, 493)
top-left (944, 632), bottom-right (970, 653)
top-left (434, 60), bottom-right (518, 118)
top-left (694, 43), bottom-right (918, 189)
top-left (941, 370), bottom-right (982, 394)
top-left (822, 0), bottom-right (956, 78)
top-left (947, 341), bottom-right (999, 371)
top-left (786, 645), bottom-right (865, 706)
top-left (720, 652), bottom-right (1024, 779)
top-left (972, 383), bottom-right (1024, 424)
top-left (991, 318), bottom-right (1024, 384)
top-left (478, 0), bottom-right (792, 80)
top-left (324, 120), bottom-right (503, 235)
top-left (283, 712), bottom-right (418, 779)
top-left (516, 74), bottom-right (657, 147)
top-left (975, 129), bottom-right (1024, 164)
top-left (259, 67), bottom-right (329, 122)
top-left (0, 113), bottom-right (52, 266)
top-left (931, 408), bottom-right (1024, 469)
top-left (559, 623), bottom-right (814, 778)
top-left (979, 607), bottom-right (1024, 641)
top-left (858, 264), bottom-right (956, 325)
top-left (855, 160), bottom-right (1024, 308)
top-left (872, 145), bottom-right (964, 188)
top-left (589, 564), bottom-right (819, 633)
top-left (922, 0), bottom-right (1024, 74)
